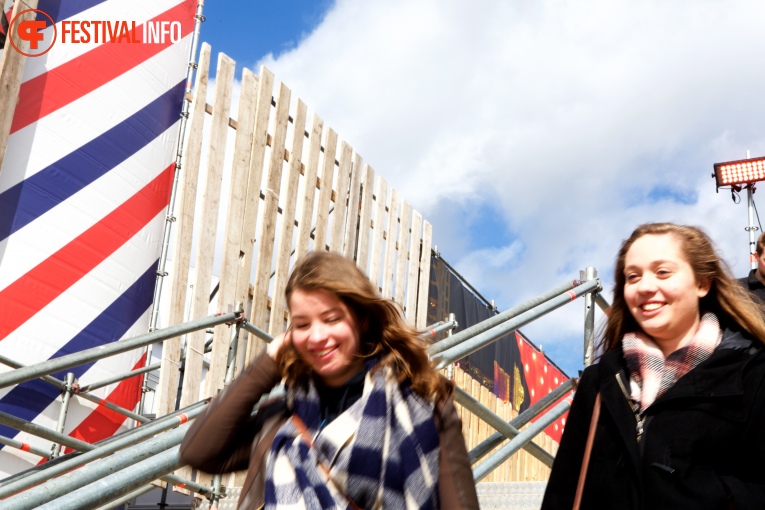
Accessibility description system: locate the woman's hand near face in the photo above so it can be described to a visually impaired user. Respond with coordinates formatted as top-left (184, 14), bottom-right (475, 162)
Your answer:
top-left (267, 330), bottom-right (292, 360)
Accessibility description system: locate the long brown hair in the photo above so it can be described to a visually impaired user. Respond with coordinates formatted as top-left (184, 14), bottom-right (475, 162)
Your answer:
top-left (599, 222), bottom-right (765, 352)
top-left (278, 251), bottom-right (452, 402)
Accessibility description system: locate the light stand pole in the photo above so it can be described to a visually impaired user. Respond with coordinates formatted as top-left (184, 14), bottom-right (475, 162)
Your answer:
top-left (713, 154), bottom-right (765, 269)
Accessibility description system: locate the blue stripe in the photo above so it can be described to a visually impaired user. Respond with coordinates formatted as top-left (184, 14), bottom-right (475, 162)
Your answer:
top-left (0, 261), bottom-right (158, 450)
top-left (37, 0), bottom-right (111, 26)
top-left (0, 80), bottom-right (184, 243)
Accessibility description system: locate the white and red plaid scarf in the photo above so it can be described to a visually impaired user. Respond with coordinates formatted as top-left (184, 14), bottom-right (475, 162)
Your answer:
top-left (622, 312), bottom-right (722, 412)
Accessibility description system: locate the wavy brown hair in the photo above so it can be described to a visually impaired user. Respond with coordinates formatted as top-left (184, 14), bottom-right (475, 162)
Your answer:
top-left (277, 251), bottom-right (452, 402)
top-left (599, 222), bottom-right (765, 353)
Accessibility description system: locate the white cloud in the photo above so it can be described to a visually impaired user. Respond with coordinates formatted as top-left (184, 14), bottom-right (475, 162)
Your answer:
top-left (251, 0), bottom-right (765, 374)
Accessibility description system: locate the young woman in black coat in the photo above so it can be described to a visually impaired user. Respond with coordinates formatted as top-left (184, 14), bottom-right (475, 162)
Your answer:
top-left (542, 223), bottom-right (765, 510)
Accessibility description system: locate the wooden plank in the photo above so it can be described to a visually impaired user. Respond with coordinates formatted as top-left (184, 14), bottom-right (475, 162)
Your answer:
top-left (329, 141), bottom-right (352, 253)
top-left (154, 44), bottom-right (211, 418)
top-left (247, 81), bottom-right (292, 347)
top-left (203, 67), bottom-right (258, 399)
top-left (355, 164), bottom-right (375, 272)
top-left (381, 188), bottom-right (399, 299)
top-left (394, 200), bottom-right (411, 306)
top-left (295, 113), bottom-right (324, 259)
top-left (236, 67), bottom-right (274, 366)
top-left (415, 221), bottom-right (433, 329)
top-left (313, 128), bottom-right (338, 252)
top-left (179, 51), bottom-right (235, 410)
top-left (368, 176), bottom-right (387, 290)
top-left (268, 99), bottom-right (308, 334)
top-left (404, 210), bottom-right (422, 326)
top-left (0, 0), bottom-right (37, 175)
top-left (342, 152), bottom-right (363, 260)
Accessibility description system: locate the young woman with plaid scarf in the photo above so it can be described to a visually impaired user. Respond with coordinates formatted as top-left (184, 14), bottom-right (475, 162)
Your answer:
top-left (542, 223), bottom-right (765, 510)
top-left (180, 251), bottom-right (479, 509)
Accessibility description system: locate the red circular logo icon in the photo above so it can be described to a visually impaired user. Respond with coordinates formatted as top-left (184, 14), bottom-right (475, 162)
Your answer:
top-left (9, 9), bottom-right (57, 57)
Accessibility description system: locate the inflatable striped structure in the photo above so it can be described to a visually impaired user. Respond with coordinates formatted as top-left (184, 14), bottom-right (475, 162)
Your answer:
top-left (0, 0), bottom-right (194, 476)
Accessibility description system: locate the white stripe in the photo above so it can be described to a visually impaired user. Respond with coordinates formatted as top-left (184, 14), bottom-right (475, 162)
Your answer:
top-left (0, 37), bottom-right (189, 193)
top-left (0, 212), bottom-right (165, 377)
top-left (0, 123), bottom-right (177, 291)
top-left (22, 0), bottom-right (188, 82)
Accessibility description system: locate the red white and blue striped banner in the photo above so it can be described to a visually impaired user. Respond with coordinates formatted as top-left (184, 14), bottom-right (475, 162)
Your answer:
top-left (0, 0), bottom-right (194, 475)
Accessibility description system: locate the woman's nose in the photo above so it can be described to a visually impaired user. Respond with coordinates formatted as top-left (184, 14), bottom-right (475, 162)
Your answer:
top-left (308, 323), bottom-right (327, 342)
top-left (637, 274), bottom-right (657, 292)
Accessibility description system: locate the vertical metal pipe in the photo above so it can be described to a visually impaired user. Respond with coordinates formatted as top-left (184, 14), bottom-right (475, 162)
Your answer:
top-left (583, 267), bottom-right (596, 368)
top-left (472, 397), bottom-right (573, 483)
top-left (209, 304), bottom-right (243, 509)
top-left (445, 313), bottom-right (455, 381)
top-left (50, 373), bottom-right (75, 459)
top-left (145, 0), bottom-right (208, 415)
top-left (748, 183), bottom-right (758, 270)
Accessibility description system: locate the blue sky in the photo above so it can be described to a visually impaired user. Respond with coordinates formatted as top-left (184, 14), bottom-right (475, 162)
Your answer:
top-left (199, 0), bottom-right (765, 376)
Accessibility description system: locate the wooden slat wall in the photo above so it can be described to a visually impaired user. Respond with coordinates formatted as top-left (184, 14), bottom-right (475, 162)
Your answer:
top-left (156, 51), bottom-right (553, 487)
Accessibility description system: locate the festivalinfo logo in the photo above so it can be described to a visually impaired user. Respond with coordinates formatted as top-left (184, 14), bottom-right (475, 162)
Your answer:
top-left (9, 8), bottom-right (183, 57)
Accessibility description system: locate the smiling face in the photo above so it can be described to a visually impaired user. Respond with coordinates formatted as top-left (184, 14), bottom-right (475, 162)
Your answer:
top-left (623, 233), bottom-right (711, 356)
top-left (288, 288), bottom-right (365, 387)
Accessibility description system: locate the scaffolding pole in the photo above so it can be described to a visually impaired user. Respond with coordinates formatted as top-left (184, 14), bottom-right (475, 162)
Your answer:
top-left (432, 278), bottom-right (602, 368)
top-left (0, 403), bottom-right (207, 500)
top-left (0, 311), bottom-right (240, 389)
top-left (468, 378), bottom-right (577, 464)
top-left (429, 279), bottom-right (584, 356)
top-left (472, 396), bottom-right (573, 483)
top-left (454, 386), bottom-right (553, 467)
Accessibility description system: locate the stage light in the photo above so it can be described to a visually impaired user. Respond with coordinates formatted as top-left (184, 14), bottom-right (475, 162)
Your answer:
top-left (713, 156), bottom-right (765, 189)
top-left (712, 154), bottom-right (765, 270)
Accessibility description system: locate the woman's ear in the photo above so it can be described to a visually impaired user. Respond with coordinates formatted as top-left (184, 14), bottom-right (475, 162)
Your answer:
top-left (697, 278), bottom-right (711, 298)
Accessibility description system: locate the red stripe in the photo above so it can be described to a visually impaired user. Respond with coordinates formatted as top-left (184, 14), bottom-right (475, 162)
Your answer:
top-left (58, 353), bottom-right (147, 457)
top-left (567, 290), bottom-right (576, 301)
top-left (178, 413), bottom-right (188, 424)
top-left (11, 0), bottom-right (195, 134)
top-left (20, 442), bottom-right (31, 452)
top-left (0, 164), bottom-right (174, 341)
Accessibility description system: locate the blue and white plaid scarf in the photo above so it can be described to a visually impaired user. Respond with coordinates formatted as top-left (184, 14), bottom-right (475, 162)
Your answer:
top-left (264, 363), bottom-right (440, 509)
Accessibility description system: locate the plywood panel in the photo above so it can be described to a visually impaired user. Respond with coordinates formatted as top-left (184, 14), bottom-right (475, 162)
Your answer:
top-left (268, 99), bottom-right (308, 334)
top-left (405, 210), bottom-right (422, 326)
top-left (415, 221), bottom-right (433, 329)
top-left (155, 43), bottom-right (211, 418)
top-left (248, 82), bottom-right (292, 343)
top-left (204, 67), bottom-right (259, 399)
top-left (355, 164), bottom-right (375, 272)
top-left (237, 66), bottom-right (275, 367)
top-left (343, 152), bottom-right (363, 260)
top-left (179, 52), bottom-right (235, 410)
top-left (313, 128), bottom-right (337, 252)
top-left (329, 141), bottom-right (352, 254)
top-left (368, 176), bottom-right (387, 291)
top-left (381, 189), bottom-right (399, 299)
top-left (295, 114), bottom-right (324, 259)
top-left (394, 201), bottom-right (411, 306)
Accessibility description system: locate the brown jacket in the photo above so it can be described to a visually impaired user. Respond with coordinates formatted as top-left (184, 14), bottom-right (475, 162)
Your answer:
top-left (180, 353), bottom-right (479, 509)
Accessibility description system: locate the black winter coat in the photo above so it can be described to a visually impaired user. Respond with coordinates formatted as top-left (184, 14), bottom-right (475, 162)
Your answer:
top-left (542, 328), bottom-right (765, 510)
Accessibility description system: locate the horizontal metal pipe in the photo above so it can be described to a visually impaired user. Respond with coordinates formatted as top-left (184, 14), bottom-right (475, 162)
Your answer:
top-left (0, 434), bottom-right (50, 459)
top-left (0, 354), bottom-right (148, 424)
top-left (34, 447), bottom-right (184, 510)
top-left (433, 279), bottom-right (601, 368)
top-left (0, 410), bottom-right (91, 452)
top-left (92, 484), bottom-right (156, 510)
top-left (419, 320), bottom-right (458, 339)
top-left (429, 279), bottom-right (583, 355)
top-left (594, 292), bottom-right (611, 315)
top-left (0, 311), bottom-right (240, 389)
top-left (468, 378), bottom-right (577, 464)
top-left (472, 397), bottom-right (573, 483)
top-left (0, 424), bottom-right (190, 509)
top-left (241, 320), bottom-right (273, 342)
top-left (454, 387), bottom-right (554, 467)
top-left (0, 404), bottom-right (207, 500)
top-left (79, 362), bottom-right (161, 393)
